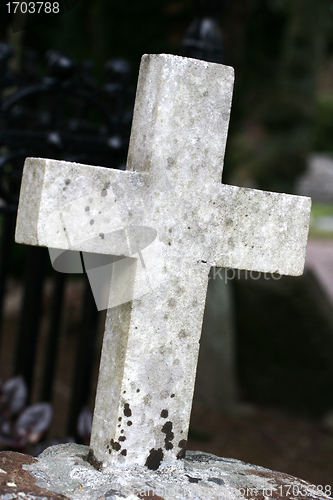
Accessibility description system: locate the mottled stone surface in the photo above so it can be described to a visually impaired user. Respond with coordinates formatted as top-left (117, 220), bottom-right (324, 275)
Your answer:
top-left (0, 450), bottom-right (69, 500)
top-left (18, 444), bottom-right (331, 500)
top-left (15, 54), bottom-right (311, 469)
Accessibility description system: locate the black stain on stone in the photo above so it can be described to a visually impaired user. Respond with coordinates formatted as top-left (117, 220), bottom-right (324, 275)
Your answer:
top-left (110, 439), bottom-right (121, 451)
top-left (99, 233), bottom-right (104, 239)
top-left (177, 439), bottom-right (187, 459)
top-left (228, 237), bottom-right (235, 248)
top-left (145, 448), bottom-right (164, 470)
top-left (65, 179), bottom-right (71, 185)
top-left (162, 421), bottom-right (174, 450)
top-left (119, 436), bottom-right (126, 442)
top-left (179, 329), bottom-right (187, 339)
top-left (208, 477), bottom-right (225, 485)
top-left (161, 409), bottom-right (168, 418)
top-left (90, 219), bottom-right (94, 225)
top-left (170, 394), bottom-right (175, 398)
top-left (127, 420), bottom-right (132, 426)
top-left (136, 388), bottom-right (140, 392)
top-left (124, 403), bottom-right (132, 417)
top-left (87, 449), bottom-right (102, 470)
top-left (118, 417), bottom-right (122, 421)
top-left (85, 206), bottom-right (90, 212)
top-left (101, 189), bottom-right (108, 197)
top-left (185, 475), bottom-right (201, 484)
top-left (120, 449), bottom-right (127, 456)
top-left (167, 157), bottom-right (174, 169)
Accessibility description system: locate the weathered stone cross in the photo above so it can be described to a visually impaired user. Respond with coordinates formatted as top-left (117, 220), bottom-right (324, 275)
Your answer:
top-left (15, 54), bottom-right (311, 471)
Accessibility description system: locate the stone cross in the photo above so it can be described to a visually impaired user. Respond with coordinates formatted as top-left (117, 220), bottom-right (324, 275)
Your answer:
top-left (15, 54), bottom-right (311, 471)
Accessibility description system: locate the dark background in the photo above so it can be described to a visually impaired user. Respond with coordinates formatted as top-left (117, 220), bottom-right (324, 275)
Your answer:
top-left (1, 0), bottom-right (333, 192)
top-left (1, 0), bottom-right (333, 489)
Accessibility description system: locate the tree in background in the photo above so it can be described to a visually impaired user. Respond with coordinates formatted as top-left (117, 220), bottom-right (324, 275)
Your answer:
top-left (1, 0), bottom-right (333, 192)
top-left (226, 0), bottom-right (332, 193)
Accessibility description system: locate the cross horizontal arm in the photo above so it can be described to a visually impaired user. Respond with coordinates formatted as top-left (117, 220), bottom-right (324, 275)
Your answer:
top-left (15, 158), bottom-right (149, 256)
top-left (210, 184), bottom-right (311, 276)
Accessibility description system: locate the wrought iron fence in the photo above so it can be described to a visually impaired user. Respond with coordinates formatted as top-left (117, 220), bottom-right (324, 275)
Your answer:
top-left (0, 45), bottom-right (134, 441)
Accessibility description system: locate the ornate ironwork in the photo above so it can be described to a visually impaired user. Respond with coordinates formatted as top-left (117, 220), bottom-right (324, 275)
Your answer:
top-left (180, 0), bottom-right (228, 64)
top-left (0, 43), bottom-right (15, 96)
top-left (0, 47), bottom-right (134, 429)
top-left (0, 49), bottom-right (134, 213)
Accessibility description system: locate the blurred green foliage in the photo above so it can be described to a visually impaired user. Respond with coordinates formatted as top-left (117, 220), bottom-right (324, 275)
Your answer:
top-left (309, 202), bottom-right (333, 239)
top-left (1, 0), bottom-right (333, 191)
top-left (313, 94), bottom-right (333, 153)
top-left (224, 0), bottom-right (332, 193)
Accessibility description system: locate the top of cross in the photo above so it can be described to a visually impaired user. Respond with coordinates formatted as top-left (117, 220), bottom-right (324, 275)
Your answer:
top-left (126, 54), bottom-right (233, 188)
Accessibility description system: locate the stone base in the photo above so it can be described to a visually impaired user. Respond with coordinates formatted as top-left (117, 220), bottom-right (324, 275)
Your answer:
top-left (0, 444), bottom-right (331, 500)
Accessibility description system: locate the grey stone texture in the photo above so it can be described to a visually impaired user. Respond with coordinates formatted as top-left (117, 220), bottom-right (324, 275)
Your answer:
top-left (15, 54), bottom-right (311, 470)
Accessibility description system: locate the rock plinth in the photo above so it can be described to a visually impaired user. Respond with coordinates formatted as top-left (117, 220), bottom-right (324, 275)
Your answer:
top-left (1, 444), bottom-right (331, 500)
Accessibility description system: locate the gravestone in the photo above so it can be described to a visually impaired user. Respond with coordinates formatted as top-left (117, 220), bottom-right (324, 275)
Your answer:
top-left (296, 153), bottom-right (333, 203)
top-left (194, 268), bottom-right (238, 410)
top-left (13, 54), bottom-right (315, 496)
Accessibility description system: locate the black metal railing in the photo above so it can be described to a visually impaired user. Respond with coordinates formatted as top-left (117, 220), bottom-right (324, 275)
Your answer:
top-left (0, 46), bottom-right (133, 439)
